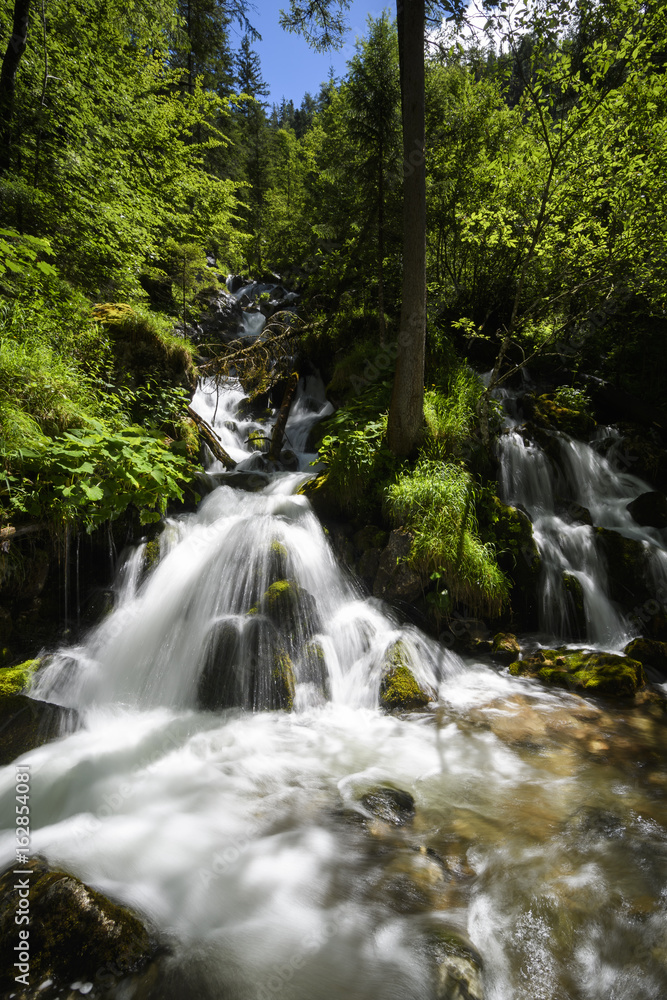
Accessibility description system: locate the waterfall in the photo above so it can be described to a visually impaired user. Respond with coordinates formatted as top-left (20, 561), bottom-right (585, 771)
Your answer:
top-left (497, 397), bottom-right (667, 649)
top-left (3, 341), bottom-right (667, 1000)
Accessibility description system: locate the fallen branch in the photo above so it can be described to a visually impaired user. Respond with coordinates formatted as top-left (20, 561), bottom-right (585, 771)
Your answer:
top-left (186, 406), bottom-right (236, 470)
top-left (270, 372), bottom-right (299, 460)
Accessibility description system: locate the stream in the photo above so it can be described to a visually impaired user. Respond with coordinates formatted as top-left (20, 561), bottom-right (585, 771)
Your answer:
top-left (2, 298), bottom-right (667, 999)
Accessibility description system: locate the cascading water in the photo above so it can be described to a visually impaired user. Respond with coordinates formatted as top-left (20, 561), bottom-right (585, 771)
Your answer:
top-left (2, 354), bottom-right (667, 1000)
top-left (497, 395), bottom-right (667, 649)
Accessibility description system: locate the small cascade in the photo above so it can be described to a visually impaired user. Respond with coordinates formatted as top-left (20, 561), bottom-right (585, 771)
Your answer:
top-left (497, 397), bottom-right (667, 649)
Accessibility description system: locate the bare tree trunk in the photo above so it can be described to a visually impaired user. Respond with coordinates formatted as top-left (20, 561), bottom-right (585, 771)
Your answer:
top-left (269, 372), bottom-right (299, 460)
top-left (377, 137), bottom-right (386, 346)
top-left (187, 406), bottom-right (236, 469)
top-left (387, 0), bottom-right (426, 457)
top-left (0, 0), bottom-right (31, 174)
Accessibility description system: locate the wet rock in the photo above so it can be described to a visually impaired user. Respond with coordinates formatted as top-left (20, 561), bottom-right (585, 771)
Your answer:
top-left (480, 497), bottom-right (540, 625)
top-left (567, 502), bottom-right (593, 526)
top-left (627, 491), bottom-right (667, 529)
top-left (509, 648), bottom-right (645, 697)
top-left (0, 857), bottom-right (157, 997)
top-left (196, 288), bottom-right (243, 346)
top-left (267, 539), bottom-right (290, 583)
top-left (0, 693), bottom-right (77, 765)
top-left (373, 530), bottom-right (422, 603)
top-left (624, 638), bottom-right (667, 680)
top-left (562, 572), bottom-right (586, 639)
top-left (360, 786), bottom-right (416, 826)
top-left (198, 619), bottom-right (243, 710)
top-left (199, 617), bottom-right (296, 712)
top-left (595, 527), bottom-right (653, 606)
top-left (259, 649), bottom-right (295, 712)
top-left (257, 578), bottom-right (319, 647)
top-left (300, 639), bottom-right (330, 699)
top-left (428, 926), bottom-right (485, 1000)
top-left (380, 641), bottom-right (436, 712)
top-left (491, 632), bottom-right (521, 663)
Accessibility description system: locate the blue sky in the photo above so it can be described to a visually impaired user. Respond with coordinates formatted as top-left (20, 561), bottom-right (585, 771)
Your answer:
top-left (230, 1), bottom-right (394, 106)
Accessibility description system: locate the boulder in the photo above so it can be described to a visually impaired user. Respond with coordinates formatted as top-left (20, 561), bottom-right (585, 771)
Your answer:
top-left (562, 572), bottom-right (586, 639)
top-left (0, 857), bottom-right (157, 997)
top-left (360, 786), bottom-right (415, 826)
top-left (300, 639), bottom-right (330, 699)
top-left (0, 659), bottom-right (40, 696)
top-left (525, 393), bottom-right (596, 437)
top-left (429, 926), bottom-right (485, 1000)
top-left (626, 491), bottom-right (667, 529)
top-left (595, 527), bottom-right (653, 606)
top-left (373, 530), bottom-right (423, 604)
top-left (491, 633), bottom-right (521, 664)
top-left (196, 288), bottom-right (243, 345)
top-left (623, 638), bottom-right (667, 680)
top-left (509, 648), bottom-right (645, 697)
top-left (379, 641), bottom-right (436, 712)
top-left (0, 693), bottom-right (77, 766)
top-left (255, 578), bottom-right (320, 648)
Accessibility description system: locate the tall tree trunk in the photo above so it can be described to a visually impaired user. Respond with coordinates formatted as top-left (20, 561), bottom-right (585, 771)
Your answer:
top-left (0, 0), bottom-right (31, 174)
top-left (377, 138), bottom-right (386, 346)
top-left (387, 0), bottom-right (426, 457)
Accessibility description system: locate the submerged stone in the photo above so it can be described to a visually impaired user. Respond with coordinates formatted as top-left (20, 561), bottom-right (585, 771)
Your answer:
top-left (0, 857), bottom-right (157, 996)
top-left (428, 925), bottom-right (485, 1000)
top-left (360, 786), bottom-right (416, 826)
top-left (509, 649), bottom-right (645, 697)
top-left (380, 642), bottom-right (435, 712)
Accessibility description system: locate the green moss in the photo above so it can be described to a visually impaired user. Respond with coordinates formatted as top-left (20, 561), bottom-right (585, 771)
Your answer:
top-left (380, 642), bottom-right (434, 712)
top-left (509, 649), bottom-right (645, 697)
top-left (529, 393), bottom-right (596, 437)
top-left (271, 651), bottom-right (296, 711)
top-left (0, 857), bottom-right (155, 994)
top-left (0, 659), bottom-right (40, 696)
top-left (173, 416), bottom-right (200, 458)
top-left (143, 538), bottom-right (161, 574)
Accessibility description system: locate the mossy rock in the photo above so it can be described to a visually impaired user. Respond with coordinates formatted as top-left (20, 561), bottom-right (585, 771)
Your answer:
top-left (480, 496), bottom-right (540, 625)
top-left (624, 638), bottom-right (667, 679)
top-left (0, 659), bottom-right (40, 696)
top-left (509, 649), bottom-right (645, 697)
top-left (0, 693), bottom-right (76, 766)
top-left (528, 393), bottom-right (596, 437)
top-left (266, 650), bottom-right (295, 712)
top-left (301, 639), bottom-right (330, 699)
top-left (198, 619), bottom-right (243, 711)
top-left (0, 857), bottom-right (156, 996)
top-left (92, 303), bottom-right (195, 391)
top-left (258, 579), bottom-right (319, 647)
top-left (143, 537), bottom-right (162, 574)
top-left (172, 416), bottom-right (200, 458)
top-left (267, 538), bottom-right (289, 583)
top-left (380, 642), bottom-right (435, 712)
top-left (491, 632), bottom-right (521, 663)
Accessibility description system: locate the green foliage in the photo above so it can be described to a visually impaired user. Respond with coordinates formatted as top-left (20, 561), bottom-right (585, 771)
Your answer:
top-left (4, 425), bottom-right (191, 529)
top-left (422, 364), bottom-right (484, 460)
top-left (385, 460), bottom-right (509, 616)
top-left (316, 381), bottom-right (396, 515)
top-left (551, 386), bottom-right (591, 414)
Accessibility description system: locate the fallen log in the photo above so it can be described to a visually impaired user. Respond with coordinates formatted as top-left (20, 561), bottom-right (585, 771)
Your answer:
top-left (269, 372), bottom-right (299, 461)
top-left (186, 406), bottom-right (236, 470)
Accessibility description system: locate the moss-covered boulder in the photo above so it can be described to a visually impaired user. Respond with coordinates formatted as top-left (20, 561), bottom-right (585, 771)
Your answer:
top-left (0, 659), bottom-right (40, 696)
top-left (480, 497), bottom-right (541, 625)
top-left (623, 638), bottom-right (667, 680)
top-left (379, 642), bottom-right (436, 712)
top-left (92, 303), bottom-right (195, 392)
top-left (0, 857), bottom-right (157, 997)
top-left (263, 649), bottom-right (296, 712)
top-left (257, 578), bottom-right (319, 647)
top-left (198, 619), bottom-right (243, 710)
top-left (300, 639), bottom-right (330, 699)
top-left (266, 538), bottom-right (289, 583)
top-left (509, 649), bottom-right (645, 697)
top-left (0, 693), bottom-right (76, 766)
top-left (526, 393), bottom-right (596, 437)
top-left (491, 633), bottom-right (521, 663)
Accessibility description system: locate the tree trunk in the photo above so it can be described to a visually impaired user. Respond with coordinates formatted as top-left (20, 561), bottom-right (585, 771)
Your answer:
top-left (377, 137), bottom-right (386, 346)
top-left (387, 0), bottom-right (426, 457)
top-left (269, 371), bottom-right (299, 460)
top-left (0, 0), bottom-right (31, 174)
top-left (186, 406), bottom-right (236, 469)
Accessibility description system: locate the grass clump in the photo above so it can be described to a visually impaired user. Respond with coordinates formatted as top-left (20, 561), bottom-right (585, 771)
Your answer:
top-left (423, 363), bottom-right (483, 459)
top-left (385, 459), bottom-right (509, 617)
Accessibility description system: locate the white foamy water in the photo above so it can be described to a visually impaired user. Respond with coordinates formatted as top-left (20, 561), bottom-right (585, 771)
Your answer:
top-left (2, 374), bottom-right (667, 1000)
